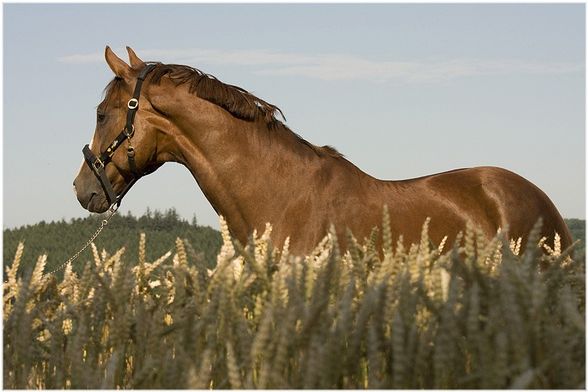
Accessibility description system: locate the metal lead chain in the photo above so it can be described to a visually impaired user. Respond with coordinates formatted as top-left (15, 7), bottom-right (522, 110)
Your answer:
top-left (45, 204), bottom-right (118, 277)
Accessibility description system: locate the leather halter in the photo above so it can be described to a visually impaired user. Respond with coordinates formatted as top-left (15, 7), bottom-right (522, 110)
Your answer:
top-left (82, 63), bottom-right (157, 210)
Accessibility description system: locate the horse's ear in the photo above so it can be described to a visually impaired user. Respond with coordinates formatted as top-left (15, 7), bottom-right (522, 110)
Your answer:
top-left (105, 46), bottom-right (133, 80)
top-left (126, 46), bottom-right (145, 69)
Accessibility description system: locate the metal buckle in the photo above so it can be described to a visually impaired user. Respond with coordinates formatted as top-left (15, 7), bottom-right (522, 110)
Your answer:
top-left (128, 98), bottom-right (139, 110)
top-left (92, 157), bottom-right (105, 171)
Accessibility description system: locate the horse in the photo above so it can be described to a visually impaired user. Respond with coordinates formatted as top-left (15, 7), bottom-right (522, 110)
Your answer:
top-left (73, 46), bottom-right (573, 256)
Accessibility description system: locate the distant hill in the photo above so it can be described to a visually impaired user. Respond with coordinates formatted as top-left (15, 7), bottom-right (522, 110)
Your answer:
top-left (3, 208), bottom-right (222, 278)
top-left (3, 213), bottom-right (584, 280)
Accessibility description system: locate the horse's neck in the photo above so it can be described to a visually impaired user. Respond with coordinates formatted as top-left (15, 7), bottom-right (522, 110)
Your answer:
top-left (171, 110), bottom-right (331, 239)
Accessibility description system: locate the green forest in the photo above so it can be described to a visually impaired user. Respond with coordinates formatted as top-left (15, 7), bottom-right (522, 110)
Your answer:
top-left (3, 209), bottom-right (222, 278)
top-left (3, 210), bottom-right (585, 280)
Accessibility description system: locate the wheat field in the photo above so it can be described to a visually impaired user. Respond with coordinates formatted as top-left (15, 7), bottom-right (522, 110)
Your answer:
top-left (3, 210), bottom-right (585, 389)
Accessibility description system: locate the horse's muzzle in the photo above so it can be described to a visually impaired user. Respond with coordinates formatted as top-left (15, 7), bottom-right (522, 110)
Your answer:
top-left (73, 177), bottom-right (109, 213)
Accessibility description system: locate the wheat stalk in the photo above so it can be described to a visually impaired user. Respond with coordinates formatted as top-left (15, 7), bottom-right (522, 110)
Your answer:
top-left (3, 215), bottom-right (584, 389)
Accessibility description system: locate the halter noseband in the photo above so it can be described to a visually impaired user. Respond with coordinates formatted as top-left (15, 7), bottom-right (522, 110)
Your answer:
top-left (82, 63), bottom-right (157, 210)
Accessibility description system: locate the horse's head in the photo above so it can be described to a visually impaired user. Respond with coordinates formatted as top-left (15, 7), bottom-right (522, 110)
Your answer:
top-left (73, 47), bottom-right (164, 213)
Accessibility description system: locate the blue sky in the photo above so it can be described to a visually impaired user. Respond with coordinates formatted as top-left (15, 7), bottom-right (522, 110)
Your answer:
top-left (3, 3), bottom-right (585, 230)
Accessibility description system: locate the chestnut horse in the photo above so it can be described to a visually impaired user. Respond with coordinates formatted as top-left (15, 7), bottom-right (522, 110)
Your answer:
top-left (73, 47), bottom-right (572, 255)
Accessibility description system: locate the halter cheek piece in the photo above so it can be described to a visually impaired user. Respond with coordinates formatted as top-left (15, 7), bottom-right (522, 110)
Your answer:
top-left (82, 63), bottom-right (157, 210)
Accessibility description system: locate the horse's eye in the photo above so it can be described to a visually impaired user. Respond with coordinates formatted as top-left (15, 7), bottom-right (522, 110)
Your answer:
top-left (97, 112), bottom-right (106, 123)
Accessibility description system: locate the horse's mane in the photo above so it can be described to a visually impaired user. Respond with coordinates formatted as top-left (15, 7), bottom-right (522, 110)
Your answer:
top-left (145, 63), bottom-right (342, 159)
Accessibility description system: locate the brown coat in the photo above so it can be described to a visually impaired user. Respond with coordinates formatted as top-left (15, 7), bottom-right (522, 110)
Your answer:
top-left (74, 47), bottom-right (572, 255)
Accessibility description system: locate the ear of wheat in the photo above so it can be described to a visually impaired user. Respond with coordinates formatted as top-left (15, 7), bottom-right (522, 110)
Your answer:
top-left (3, 217), bottom-right (584, 389)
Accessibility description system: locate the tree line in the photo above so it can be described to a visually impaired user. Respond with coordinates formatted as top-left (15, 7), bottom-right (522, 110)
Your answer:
top-left (3, 208), bottom-right (222, 279)
top-left (3, 211), bottom-right (584, 280)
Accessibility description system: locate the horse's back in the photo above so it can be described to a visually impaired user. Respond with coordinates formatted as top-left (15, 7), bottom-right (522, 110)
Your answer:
top-left (416, 166), bottom-right (572, 249)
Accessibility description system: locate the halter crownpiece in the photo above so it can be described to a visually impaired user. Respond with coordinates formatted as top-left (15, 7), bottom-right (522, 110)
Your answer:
top-left (82, 63), bottom-right (157, 210)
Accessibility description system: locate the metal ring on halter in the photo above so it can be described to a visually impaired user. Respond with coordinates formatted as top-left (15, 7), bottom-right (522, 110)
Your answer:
top-left (128, 98), bottom-right (139, 110)
top-left (123, 125), bottom-right (135, 138)
top-left (108, 202), bottom-right (119, 214)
